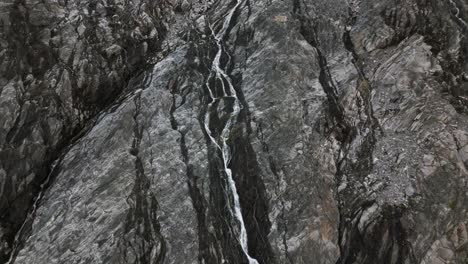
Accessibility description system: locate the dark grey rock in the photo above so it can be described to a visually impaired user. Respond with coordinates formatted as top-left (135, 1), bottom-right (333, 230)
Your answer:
top-left (0, 0), bottom-right (467, 263)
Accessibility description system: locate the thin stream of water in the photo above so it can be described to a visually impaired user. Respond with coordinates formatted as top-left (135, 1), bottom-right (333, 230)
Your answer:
top-left (202, 1), bottom-right (259, 263)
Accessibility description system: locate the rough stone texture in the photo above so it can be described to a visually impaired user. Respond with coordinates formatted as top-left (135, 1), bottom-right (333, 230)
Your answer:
top-left (0, 0), bottom-right (467, 263)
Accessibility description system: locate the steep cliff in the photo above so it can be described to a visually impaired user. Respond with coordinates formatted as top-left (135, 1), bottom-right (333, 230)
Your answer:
top-left (0, 0), bottom-right (467, 263)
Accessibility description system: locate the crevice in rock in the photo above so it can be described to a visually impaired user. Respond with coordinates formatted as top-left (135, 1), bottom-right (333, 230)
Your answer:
top-left (199, 62), bottom-right (252, 264)
top-left (119, 93), bottom-right (166, 264)
top-left (167, 71), bottom-right (221, 264)
top-left (292, 0), bottom-right (352, 144)
top-left (291, 1), bottom-right (419, 263)
top-left (335, 202), bottom-right (417, 264)
top-left (334, 7), bottom-right (416, 264)
top-left (230, 73), bottom-right (276, 264)
top-left (342, 9), bottom-right (381, 145)
top-left (194, 3), bottom-right (275, 262)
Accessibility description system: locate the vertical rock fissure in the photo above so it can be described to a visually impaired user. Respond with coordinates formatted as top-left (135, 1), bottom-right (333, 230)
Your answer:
top-left (292, 2), bottom-right (416, 263)
top-left (334, 8), bottom-right (416, 264)
top-left (121, 93), bottom-right (166, 264)
top-left (167, 74), bottom-right (222, 264)
top-left (199, 0), bottom-right (261, 263)
top-left (292, 0), bottom-right (351, 142)
top-left (230, 72), bottom-right (275, 264)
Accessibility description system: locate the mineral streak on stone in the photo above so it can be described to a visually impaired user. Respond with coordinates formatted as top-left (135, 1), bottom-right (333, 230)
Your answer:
top-left (0, 0), bottom-right (468, 263)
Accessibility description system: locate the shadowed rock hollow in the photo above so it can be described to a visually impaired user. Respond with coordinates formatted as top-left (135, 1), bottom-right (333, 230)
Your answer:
top-left (0, 0), bottom-right (468, 263)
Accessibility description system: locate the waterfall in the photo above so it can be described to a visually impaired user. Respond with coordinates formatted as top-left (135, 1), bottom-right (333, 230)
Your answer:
top-left (202, 1), bottom-right (259, 263)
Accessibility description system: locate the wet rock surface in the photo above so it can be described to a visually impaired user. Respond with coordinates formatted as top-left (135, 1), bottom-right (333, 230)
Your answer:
top-left (0, 0), bottom-right (467, 263)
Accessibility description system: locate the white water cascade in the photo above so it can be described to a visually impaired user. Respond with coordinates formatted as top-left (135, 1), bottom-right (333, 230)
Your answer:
top-left (202, 1), bottom-right (259, 263)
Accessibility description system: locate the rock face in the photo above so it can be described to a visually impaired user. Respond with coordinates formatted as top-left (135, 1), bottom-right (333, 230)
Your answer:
top-left (0, 0), bottom-right (467, 263)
